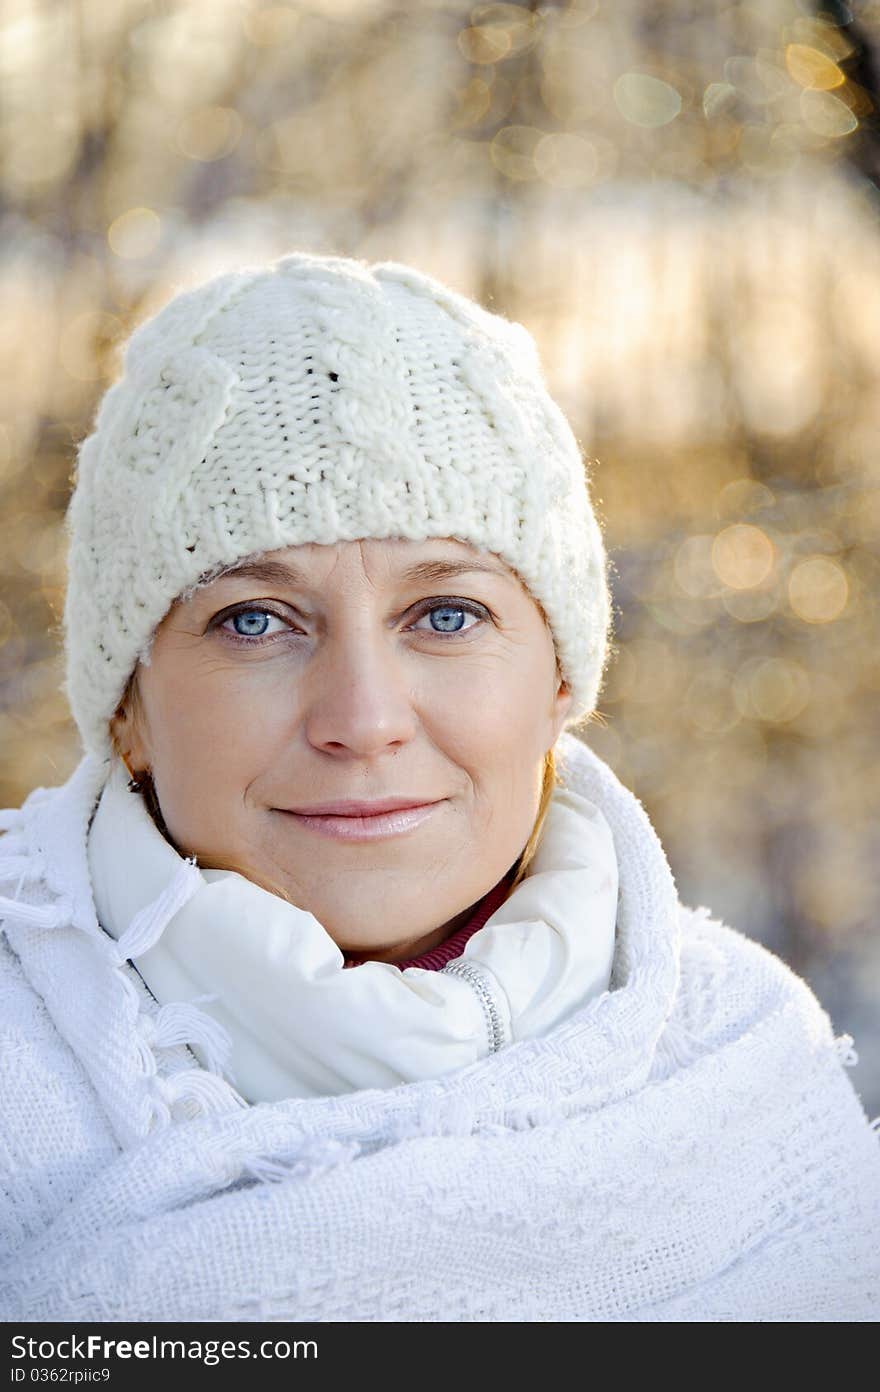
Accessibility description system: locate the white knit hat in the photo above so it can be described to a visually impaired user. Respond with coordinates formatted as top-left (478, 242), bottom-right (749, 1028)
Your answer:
top-left (62, 251), bottom-right (612, 762)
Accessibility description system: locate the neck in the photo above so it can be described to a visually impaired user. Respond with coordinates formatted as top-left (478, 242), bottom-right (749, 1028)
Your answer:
top-left (343, 899), bottom-right (481, 965)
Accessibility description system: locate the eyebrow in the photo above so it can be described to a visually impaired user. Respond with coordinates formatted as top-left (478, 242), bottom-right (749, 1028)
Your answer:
top-left (207, 555), bottom-right (518, 591)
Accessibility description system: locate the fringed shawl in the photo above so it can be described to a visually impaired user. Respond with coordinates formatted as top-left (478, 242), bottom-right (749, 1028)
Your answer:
top-left (1, 732), bottom-right (878, 1321)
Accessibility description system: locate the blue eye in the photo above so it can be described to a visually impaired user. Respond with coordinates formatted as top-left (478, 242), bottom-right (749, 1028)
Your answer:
top-left (223, 608), bottom-right (288, 639)
top-left (411, 603), bottom-right (484, 636)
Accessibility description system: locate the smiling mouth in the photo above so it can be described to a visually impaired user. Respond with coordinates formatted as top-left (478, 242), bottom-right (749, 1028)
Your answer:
top-left (277, 801), bottom-right (444, 842)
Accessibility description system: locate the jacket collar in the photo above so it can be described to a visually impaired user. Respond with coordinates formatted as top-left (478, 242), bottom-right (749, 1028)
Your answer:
top-left (85, 751), bottom-right (620, 1103)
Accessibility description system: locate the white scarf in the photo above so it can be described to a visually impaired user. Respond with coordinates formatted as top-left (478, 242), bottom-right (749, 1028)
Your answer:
top-left (86, 754), bottom-right (618, 1103)
top-left (2, 732), bottom-right (878, 1320)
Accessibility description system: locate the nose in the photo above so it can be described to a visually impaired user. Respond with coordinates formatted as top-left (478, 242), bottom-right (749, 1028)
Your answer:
top-left (301, 628), bottom-right (419, 758)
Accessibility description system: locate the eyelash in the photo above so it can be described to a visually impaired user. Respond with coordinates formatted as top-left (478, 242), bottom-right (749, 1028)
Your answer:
top-left (211, 599), bottom-right (490, 647)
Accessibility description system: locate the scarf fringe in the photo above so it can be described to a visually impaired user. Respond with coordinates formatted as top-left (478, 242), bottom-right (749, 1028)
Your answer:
top-left (0, 834), bottom-right (61, 928)
top-left (229, 1092), bottom-right (582, 1188)
top-left (147, 1066), bottom-right (247, 1127)
top-left (113, 857), bottom-right (204, 963)
top-left (238, 1135), bottom-right (363, 1185)
top-left (0, 846), bottom-right (45, 883)
top-left (654, 1018), bottom-right (710, 1071)
top-left (1, 795), bottom-right (247, 1145)
top-left (135, 996), bottom-right (235, 1077)
top-left (0, 893), bottom-right (69, 930)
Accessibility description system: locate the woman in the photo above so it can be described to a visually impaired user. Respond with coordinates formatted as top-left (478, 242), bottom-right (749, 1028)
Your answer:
top-left (1, 251), bottom-right (877, 1321)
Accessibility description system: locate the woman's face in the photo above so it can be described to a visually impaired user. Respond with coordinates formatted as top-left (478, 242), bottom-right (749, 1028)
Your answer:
top-left (112, 536), bottom-right (573, 962)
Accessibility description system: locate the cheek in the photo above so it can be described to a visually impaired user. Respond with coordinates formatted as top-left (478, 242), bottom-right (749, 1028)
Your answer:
top-left (431, 647), bottom-right (551, 747)
top-left (427, 669), bottom-right (546, 804)
top-left (156, 664), bottom-right (289, 744)
top-left (147, 667), bottom-right (287, 814)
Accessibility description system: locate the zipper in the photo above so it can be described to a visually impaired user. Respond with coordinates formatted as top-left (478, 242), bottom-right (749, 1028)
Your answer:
top-left (98, 916), bottom-right (205, 1072)
top-left (441, 958), bottom-right (510, 1053)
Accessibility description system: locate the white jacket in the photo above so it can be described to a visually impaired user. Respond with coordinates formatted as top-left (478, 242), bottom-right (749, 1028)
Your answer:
top-left (85, 748), bottom-right (619, 1103)
top-left (1, 731), bottom-right (878, 1321)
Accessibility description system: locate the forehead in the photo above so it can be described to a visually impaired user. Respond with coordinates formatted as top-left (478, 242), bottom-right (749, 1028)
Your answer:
top-left (183, 537), bottom-right (523, 597)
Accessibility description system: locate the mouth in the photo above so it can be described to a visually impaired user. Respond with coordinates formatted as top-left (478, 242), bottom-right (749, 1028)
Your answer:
top-left (276, 801), bottom-right (445, 842)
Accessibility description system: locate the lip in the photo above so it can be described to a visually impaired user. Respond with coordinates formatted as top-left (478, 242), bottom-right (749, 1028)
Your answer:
top-left (278, 801), bottom-right (444, 841)
top-left (286, 796), bottom-right (441, 817)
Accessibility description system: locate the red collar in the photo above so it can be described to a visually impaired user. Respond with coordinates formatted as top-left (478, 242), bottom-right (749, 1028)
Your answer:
top-left (343, 867), bottom-right (516, 971)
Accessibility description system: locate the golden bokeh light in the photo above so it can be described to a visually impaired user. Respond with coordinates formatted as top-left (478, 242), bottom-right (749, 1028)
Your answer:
top-left (451, 77), bottom-right (493, 129)
top-left (470, 4), bottom-right (541, 57)
top-left (703, 81), bottom-right (737, 119)
top-left (788, 556), bottom-right (849, 624)
top-left (534, 132), bottom-right (599, 188)
top-left (489, 125), bottom-right (542, 180)
top-left (785, 43), bottom-right (845, 91)
top-left (734, 657), bottom-right (811, 724)
top-left (799, 88), bottom-right (859, 138)
top-left (613, 72), bottom-right (682, 128)
top-left (458, 24), bottom-right (512, 65)
top-left (674, 534), bottom-right (721, 599)
top-left (712, 524), bottom-right (775, 591)
top-left (107, 208), bottom-right (162, 260)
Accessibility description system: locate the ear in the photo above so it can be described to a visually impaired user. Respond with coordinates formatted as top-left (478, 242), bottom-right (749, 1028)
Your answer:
top-left (109, 699), bottom-right (151, 774)
top-left (550, 676), bottom-right (574, 743)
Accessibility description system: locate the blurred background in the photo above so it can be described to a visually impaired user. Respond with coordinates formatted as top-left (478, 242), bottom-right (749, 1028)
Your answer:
top-left (1, 0), bottom-right (878, 1111)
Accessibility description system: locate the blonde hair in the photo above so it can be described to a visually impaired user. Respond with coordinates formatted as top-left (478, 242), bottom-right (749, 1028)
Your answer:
top-left (111, 669), bottom-right (564, 912)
